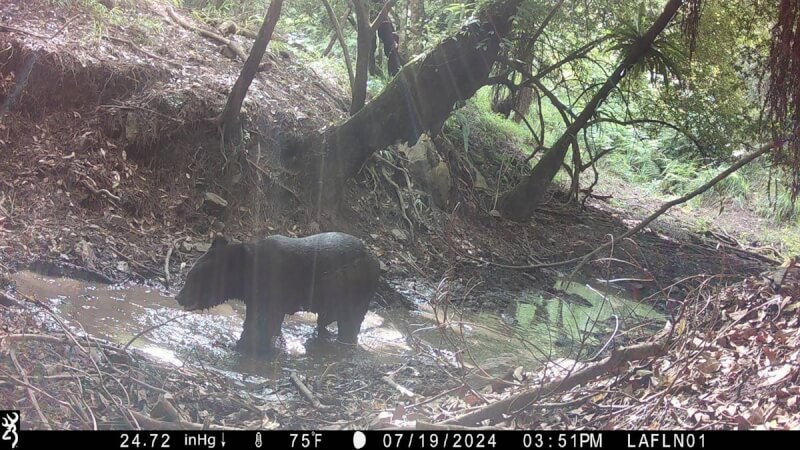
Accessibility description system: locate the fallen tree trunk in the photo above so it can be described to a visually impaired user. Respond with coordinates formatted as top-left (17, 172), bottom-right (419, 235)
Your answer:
top-left (439, 340), bottom-right (669, 426)
top-left (287, 0), bottom-right (523, 207)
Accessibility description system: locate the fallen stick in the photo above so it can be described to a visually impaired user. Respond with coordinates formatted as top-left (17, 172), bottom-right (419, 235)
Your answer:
top-left (455, 142), bottom-right (780, 274)
top-left (129, 410), bottom-right (242, 430)
top-left (81, 178), bottom-right (121, 203)
top-left (415, 421), bottom-right (499, 430)
top-left (107, 245), bottom-right (162, 278)
top-left (407, 384), bottom-right (464, 410)
top-left (0, 25), bottom-right (48, 39)
top-left (1, 333), bottom-right (121, 354)
top-left (150, 396), bottom-right (182, 423)
top-left (290, 372), bottom-right (324, 409)
top-left (10, 293), bottom-right (91, 354)
top-left (568, 141), bottom-right (778, 279)
top-left (121, 372), bottom-right (169, 395)
top-left (0, 369), bottom-right (83, 419)
top-left (439, 340), bottom-right (669, 426)
top-left (0, 15), bottom-right (78, 40)
top-left (164, 242), bottom-right (174, 288)
top-left (9, 349), bottom-right (52, 429)
top-left (123, 313), bottom-right (190, 351)
top-left (382, 374), bottom-right (418, 398)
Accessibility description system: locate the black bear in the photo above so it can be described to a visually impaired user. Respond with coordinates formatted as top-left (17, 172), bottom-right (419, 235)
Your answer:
top-left (175, 232), bottom-right (381, 354)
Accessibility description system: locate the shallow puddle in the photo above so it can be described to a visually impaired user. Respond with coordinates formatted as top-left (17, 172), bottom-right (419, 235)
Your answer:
top-left (12, 271), bottom-right (665, 387)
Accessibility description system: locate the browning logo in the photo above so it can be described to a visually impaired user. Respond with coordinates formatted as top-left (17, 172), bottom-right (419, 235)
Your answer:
top-left (0, 411), bottom-right (18, 449)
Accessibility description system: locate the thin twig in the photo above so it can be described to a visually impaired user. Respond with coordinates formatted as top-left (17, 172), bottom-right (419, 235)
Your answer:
top-left (440, 340), bottom-right (670, 426)
top-left (128, 410), bottom-right (242, 430)
top-left (320, 0), bottom-right (354, 86)
top-left (245, 158), bottom-right (304, 204)
top-left (0, 25), bottom-right (48, 39)
top-left (9, 349), bottom-right (52, 429)
top-left (370, 0), bottom-right (399, 30)
top-left (123, 313), bottom-right (190, 351)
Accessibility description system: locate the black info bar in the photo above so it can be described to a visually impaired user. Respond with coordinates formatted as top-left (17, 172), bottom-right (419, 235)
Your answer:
top-left (5, 429), bottom-right (791, 450)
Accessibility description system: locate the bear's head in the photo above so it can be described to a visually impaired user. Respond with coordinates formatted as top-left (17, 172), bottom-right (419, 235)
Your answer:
top-left (176, 236), bottom-right (245, 311)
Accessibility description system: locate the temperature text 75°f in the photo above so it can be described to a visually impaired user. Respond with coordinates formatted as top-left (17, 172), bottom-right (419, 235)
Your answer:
top-left (290, 432), bottom-right (323, 448)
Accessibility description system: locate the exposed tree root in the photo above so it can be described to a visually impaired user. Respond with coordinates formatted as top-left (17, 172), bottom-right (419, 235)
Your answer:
top-left (102, 35), bottom-right (181, 68)
top-left (380, 165), bottom-right (415, 240)
top-left (245, 158), bottom-right (304, 205)
top-left (166, 6), bottom-right (247, 62)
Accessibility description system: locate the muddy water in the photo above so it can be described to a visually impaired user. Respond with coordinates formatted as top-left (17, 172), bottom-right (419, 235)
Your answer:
top-left (12, 271), bottom-right (664, 385)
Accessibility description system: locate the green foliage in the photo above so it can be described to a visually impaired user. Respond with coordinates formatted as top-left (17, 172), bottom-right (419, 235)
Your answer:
top-left (598, 136), bottom-right (800, 226)
top-left (762, 189), bottom-right (798, 222)
top-left (443, 87), bottom-right (534, 160)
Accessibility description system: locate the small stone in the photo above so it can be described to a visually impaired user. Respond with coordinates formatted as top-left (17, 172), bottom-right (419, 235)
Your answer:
top-left (391, 229), bottom-right (408, 241)
top-left (203, 192), bottom-right (228, 217)
top-left (203, 192), bottom-right (228, 208)
top-left (193, 242), bottom-right (211, 253)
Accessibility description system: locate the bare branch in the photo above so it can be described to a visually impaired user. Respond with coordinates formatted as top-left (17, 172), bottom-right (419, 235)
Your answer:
top-left (321, 0), bottom-right (355, 86)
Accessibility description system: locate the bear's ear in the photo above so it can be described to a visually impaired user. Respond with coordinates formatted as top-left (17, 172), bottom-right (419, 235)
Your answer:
top-left (211, 236), bottom-right (229, 249)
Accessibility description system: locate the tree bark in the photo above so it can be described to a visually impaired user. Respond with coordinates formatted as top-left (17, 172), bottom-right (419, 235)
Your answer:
top-left (492, 0), bottom-right (563, 120)
top-left (498, 0), bottom-right (685, 221)
top-left (291, 0), bottom-right (523, 207)
top-left (217, 0), bottom-right (284, 145)
top-left (350, 0), bottom-right (372, 114)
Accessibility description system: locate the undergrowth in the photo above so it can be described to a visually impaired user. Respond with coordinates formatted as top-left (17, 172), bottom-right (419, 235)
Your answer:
top-left (44, 0), bottom-right (165, 44)
top-left (444, 87), bottom-right (534, 159)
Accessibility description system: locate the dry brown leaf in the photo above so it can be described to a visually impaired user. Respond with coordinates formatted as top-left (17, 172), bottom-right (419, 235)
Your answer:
top-left (758, 365), bottom-right (792, 387)
top-left (698, 359), bottom-right (721, 375)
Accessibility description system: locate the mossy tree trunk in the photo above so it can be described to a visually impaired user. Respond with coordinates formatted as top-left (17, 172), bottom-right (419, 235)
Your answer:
top-left (290, 0), bottom-right (523, 208)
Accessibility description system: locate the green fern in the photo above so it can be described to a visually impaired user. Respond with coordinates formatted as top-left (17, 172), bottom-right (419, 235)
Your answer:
top-left (607, 3), bottom-right (686, 87)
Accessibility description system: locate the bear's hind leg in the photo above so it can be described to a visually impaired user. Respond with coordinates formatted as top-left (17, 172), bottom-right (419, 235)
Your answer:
top-left (317, 312), bottom-right (334, 339)
top-left (336, 304), bottom-right (367, 345)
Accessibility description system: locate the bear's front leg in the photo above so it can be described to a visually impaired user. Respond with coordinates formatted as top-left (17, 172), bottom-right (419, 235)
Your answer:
top-left (236, 310), bottom-right (260, 353)
top-left (237, 303), bottom-right (285, 355)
